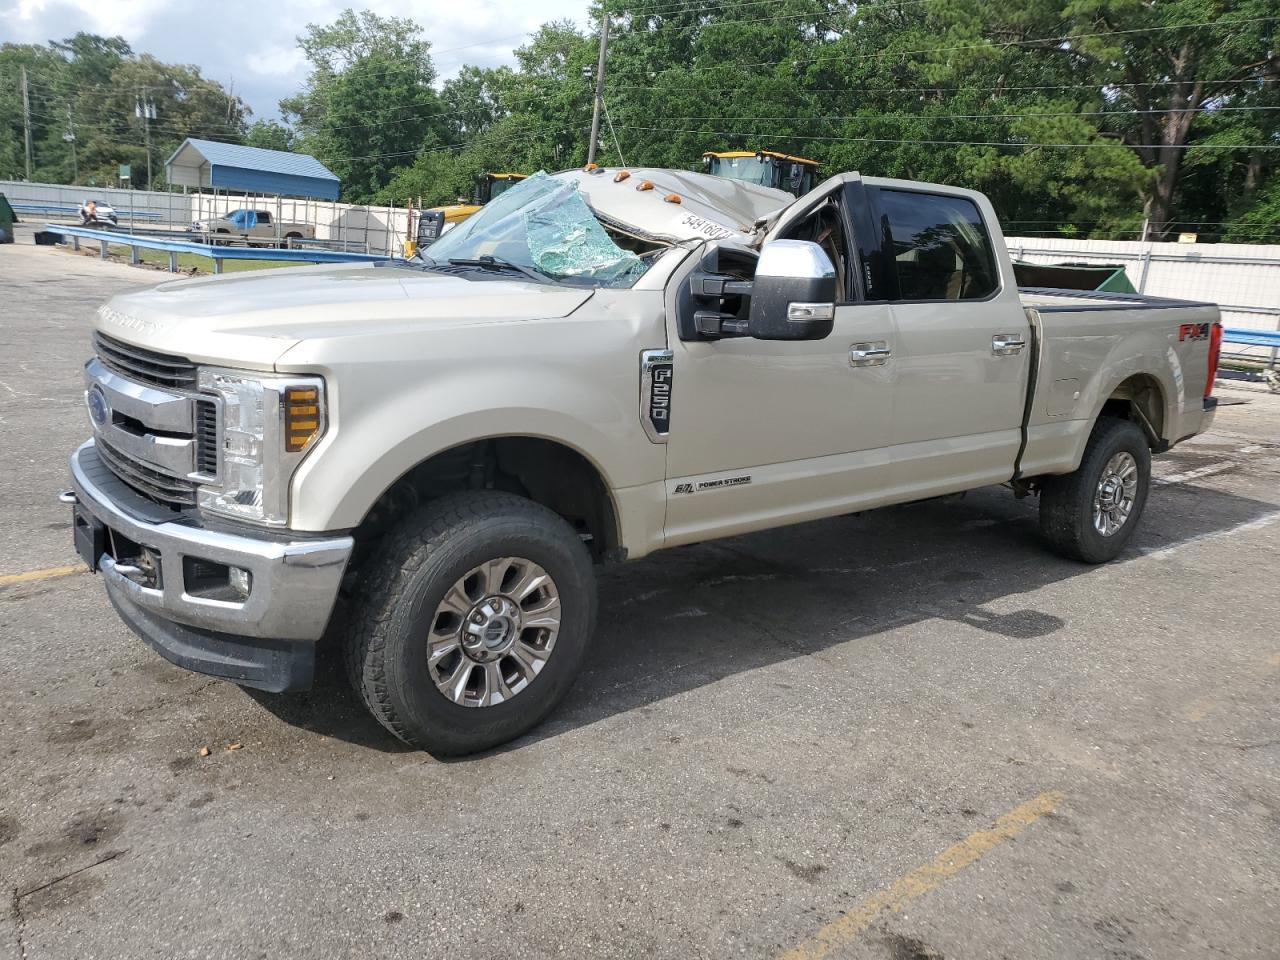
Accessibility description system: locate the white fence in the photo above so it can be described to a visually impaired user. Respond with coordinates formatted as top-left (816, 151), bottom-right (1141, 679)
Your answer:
top-left (0, 180), bottom-right (415, 256)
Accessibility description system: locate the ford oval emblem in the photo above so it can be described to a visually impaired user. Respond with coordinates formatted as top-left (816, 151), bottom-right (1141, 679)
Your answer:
top-left (87, 385), bottom-right (109, 427)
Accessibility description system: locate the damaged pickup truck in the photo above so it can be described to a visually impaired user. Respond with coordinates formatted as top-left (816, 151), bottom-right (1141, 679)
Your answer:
top-left (66, 167), bottom-right (1222, 754)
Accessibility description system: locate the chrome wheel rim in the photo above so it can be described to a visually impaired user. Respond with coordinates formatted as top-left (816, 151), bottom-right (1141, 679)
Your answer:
top-left (426, 557), bottom-right (561, 708)
top-left (1093, 452), bottom-right (1139, 537)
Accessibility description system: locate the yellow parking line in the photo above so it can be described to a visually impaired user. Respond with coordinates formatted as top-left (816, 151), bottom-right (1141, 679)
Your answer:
top-left (780, 791), bottom-right (1065, 960)
top-left (0, 564), bottom-right (85, 587)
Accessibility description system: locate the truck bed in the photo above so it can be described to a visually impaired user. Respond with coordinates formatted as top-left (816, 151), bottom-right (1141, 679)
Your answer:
top-left (1018, 286), bottom-right (1214, 312)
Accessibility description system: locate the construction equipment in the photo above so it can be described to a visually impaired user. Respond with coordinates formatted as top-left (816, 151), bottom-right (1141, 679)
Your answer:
top-left (417, 173), bottom-right (529, 249)
top-left (701, 151), bottom-right (820, 197)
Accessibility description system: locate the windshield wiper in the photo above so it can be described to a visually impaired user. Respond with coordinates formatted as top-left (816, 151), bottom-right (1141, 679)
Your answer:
top-left (447, 256), bottom-right (547, 284)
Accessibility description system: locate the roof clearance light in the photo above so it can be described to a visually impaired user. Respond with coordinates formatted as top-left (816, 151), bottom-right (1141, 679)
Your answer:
top-left (614, 171), bottom-right (631, 182)
top-left (663, 194), bottom-right (682, 204)
top-left (583, 162), bottom-right (599, 172)
top-left (637, 180), bottom-right (654, 191)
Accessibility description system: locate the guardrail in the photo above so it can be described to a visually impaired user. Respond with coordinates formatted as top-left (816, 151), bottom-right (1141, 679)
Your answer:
top-left (1223, 327), bottom-right (1280, 349)
top-left (16, 201), bottom-right (163, 222)
top-left (1222, 326), bottom-right (1280, 370)
top-left (44, 223), bottom-right (398, 273)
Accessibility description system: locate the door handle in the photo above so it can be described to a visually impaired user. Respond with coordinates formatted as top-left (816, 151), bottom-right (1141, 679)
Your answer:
top-left (992, 334), bottom-right (1026, 356)
top-left (849, 342), bottom-right (891, 367)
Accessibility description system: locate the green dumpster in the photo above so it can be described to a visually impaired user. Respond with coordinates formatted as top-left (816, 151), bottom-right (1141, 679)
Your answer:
top-left (0, 193), bottom-right (16, 244)
top-left (1013, 261), bottom-right (1136, 294)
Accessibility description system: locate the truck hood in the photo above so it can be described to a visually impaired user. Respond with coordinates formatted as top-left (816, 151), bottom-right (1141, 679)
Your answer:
top-left (94, 261), bottom-right (595, 369)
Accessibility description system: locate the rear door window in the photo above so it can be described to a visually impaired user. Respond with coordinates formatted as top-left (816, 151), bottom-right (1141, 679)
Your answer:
top-left (879, 190), bottom-right (999, 301)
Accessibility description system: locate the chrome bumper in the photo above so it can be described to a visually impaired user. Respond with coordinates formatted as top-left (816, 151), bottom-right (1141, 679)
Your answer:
top-left (69, 440), bottom-right (352, 643)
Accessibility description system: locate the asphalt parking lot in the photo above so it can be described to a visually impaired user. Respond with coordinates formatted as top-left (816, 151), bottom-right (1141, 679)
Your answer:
top-left (2, 236), bottom-right (1279, 960)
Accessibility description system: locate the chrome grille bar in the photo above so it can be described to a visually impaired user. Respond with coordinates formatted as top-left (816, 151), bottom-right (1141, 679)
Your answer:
top-left (93, 332), bottom-right (197, 390)
top-left (96, 438), bottom-right (197, 508)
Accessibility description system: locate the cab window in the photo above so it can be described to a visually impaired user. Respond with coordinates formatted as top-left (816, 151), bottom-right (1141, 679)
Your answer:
top-left (779, 199), bottom-right (852, 301)
top-left (879, 190), bottom-right (998, 301)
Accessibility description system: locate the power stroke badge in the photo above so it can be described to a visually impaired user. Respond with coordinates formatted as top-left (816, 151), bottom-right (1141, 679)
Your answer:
top-left (674, 475), bottom-right (752, 495)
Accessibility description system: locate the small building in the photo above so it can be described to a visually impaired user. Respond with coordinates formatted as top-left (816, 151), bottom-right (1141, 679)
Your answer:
top-left (165, 138), bottom-right (340, 200)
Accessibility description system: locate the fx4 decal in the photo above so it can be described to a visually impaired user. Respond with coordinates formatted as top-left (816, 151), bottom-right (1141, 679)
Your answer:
top-left (1179, 322), bottom-right (1211, 341)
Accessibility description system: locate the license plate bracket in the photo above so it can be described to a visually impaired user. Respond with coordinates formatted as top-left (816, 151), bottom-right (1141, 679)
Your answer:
top-left (73, 507), bottom-right (105, 572)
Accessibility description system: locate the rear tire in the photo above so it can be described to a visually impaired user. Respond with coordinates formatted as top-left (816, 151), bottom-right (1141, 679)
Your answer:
top-left (344, 492), bottom-right (596, 755)
top-left (1039, 417), bottom-right (1151, 563)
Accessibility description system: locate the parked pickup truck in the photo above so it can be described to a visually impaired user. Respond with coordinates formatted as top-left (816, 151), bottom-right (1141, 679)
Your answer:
top-left (192, 208), bottom-right (315, 245)
top-left (67, 168), bottom-right (1222, 754)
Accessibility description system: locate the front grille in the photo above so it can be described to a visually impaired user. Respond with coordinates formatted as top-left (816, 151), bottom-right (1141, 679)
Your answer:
top-left (195, 400), bottom-right (219, 477)
top-left (93, 332), bottom-right (197, 390)
top-left (96, 438), bottom-right (197, 508)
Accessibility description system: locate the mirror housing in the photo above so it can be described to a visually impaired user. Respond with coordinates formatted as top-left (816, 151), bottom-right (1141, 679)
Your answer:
top-left (748, 240), bottom-right (837, 341)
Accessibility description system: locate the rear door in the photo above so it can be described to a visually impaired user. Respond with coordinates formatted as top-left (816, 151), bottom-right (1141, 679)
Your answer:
top-left (869, 185), bottom-right (1031, 496)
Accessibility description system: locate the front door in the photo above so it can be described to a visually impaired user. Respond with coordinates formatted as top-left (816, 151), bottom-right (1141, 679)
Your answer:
top-left (662, 186), bottom-right (897, 548)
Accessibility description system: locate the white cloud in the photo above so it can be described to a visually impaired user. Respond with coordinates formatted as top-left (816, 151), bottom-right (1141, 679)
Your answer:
top-left (2, 0), bottom-right (590, 120)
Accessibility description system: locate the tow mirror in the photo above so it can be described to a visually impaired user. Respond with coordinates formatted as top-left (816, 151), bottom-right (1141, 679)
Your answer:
top-left (748, 240), bottom-right (837, 341)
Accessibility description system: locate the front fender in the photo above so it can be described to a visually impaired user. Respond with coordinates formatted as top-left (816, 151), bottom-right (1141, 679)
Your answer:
top-left (278, 300), bottom-right (669, 538)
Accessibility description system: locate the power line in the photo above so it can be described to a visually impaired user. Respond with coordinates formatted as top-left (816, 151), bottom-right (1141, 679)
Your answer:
top-left (605, 77), bottom-right (1280, 95)
top-left (691, 15), bottom-right (1280, 73)
top-left (614, 123), bottom-right (1280, 150)
top-left (629, 106), bottom-right (1280, 121)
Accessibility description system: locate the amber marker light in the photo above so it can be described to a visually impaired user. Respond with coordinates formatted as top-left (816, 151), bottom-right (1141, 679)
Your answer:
top-left (283, 386), bottom-right (321, 452)
top-left (637, 180), bottom-right (654, 191)
top-left (614, 170), bottom-right (631, 182)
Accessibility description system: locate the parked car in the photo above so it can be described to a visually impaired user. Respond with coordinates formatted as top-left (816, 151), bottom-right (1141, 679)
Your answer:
top-left (66, 168), bottom-right (1222, 755)
top-left (79, 199), bottom-right (118, 226)
top-left (192, 208), bottom-right (315, 245)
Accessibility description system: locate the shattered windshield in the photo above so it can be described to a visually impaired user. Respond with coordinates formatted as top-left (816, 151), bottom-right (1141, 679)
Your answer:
top-left (422, 171), bottom-right (651, 287)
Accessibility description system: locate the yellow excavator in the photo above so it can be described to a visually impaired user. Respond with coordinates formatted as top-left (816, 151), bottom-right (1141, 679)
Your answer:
top-left (701, 150), bottom-right (821, 197)
top-left (412, 173), bottom-right (528, 253)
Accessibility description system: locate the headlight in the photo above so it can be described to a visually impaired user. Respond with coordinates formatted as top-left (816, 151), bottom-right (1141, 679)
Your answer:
top-left (196, 367), bottom-right (327, 526)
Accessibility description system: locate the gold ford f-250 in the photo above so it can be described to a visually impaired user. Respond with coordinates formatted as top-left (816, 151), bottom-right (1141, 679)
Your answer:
top-left (66, 168), bottom-right (1222, 754)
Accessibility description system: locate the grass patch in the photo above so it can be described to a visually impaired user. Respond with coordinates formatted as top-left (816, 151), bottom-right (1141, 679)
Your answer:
top-left (100, 243), bottom-right (313, 274)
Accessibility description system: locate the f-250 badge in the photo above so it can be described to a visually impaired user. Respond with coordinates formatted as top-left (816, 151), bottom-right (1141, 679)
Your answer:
top-left (641, 349), bottom-right (674, 442)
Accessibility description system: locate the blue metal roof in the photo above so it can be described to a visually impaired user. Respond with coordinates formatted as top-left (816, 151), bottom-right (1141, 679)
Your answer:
top-left (165, 138), bottom-right (341, 200)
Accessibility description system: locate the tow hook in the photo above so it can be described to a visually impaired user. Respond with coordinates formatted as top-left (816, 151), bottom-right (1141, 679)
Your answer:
top-left (58, 491), bottom-right (78, 505)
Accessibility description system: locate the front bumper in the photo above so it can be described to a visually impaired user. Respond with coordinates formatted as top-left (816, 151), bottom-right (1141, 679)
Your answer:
top-left (69, 440), bottom-right (353, 691)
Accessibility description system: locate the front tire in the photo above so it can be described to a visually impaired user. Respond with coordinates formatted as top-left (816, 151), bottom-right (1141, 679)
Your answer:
top-left (1039, 417), bottom-right (1151, 563)
top-left (344, 492), bottom-right (597, 755)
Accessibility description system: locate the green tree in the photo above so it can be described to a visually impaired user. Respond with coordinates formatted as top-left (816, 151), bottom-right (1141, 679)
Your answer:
top-left (282, 8), bottom-right (447, 201)
top-left (246, 119), bottom-right (296, 152)
top-left (1, 34), bottom-right (247, 186)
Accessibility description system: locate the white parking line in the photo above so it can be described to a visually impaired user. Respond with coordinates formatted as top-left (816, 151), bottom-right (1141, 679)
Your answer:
top-left (1136, 510), bottom-right (1280, 560)
top-left (1155, 461), bottom-right (1240, 486)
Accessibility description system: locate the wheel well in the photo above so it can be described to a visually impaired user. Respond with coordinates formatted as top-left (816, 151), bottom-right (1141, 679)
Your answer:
top-left (1101, 374), bottom-right (1166, 448)
top-left (354, 438), bottom-right (620, 563)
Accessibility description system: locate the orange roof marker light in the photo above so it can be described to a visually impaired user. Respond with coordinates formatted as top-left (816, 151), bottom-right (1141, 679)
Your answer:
top-left (663, 193), bottom-right (682, 204)
top-left (636, 180), bottom-right (655, 191)
top-left (583, 162), bottom-right (599, 172)
top-left (614, 170), bottom-right (631, 182)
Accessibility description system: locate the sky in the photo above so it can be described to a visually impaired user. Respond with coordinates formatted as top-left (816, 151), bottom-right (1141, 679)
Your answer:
top-left (1, 0), bottom-right (592, 121)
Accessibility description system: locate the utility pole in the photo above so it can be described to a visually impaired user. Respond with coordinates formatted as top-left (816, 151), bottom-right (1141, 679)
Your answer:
top-left (63, 105), bottom-right (78, 183)
top-left (586, 11), bottom-right (610, 165)
top-left (136, 94), bottom-right (156, 189)
top-left (21, 65), bottom-right (34, 180)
